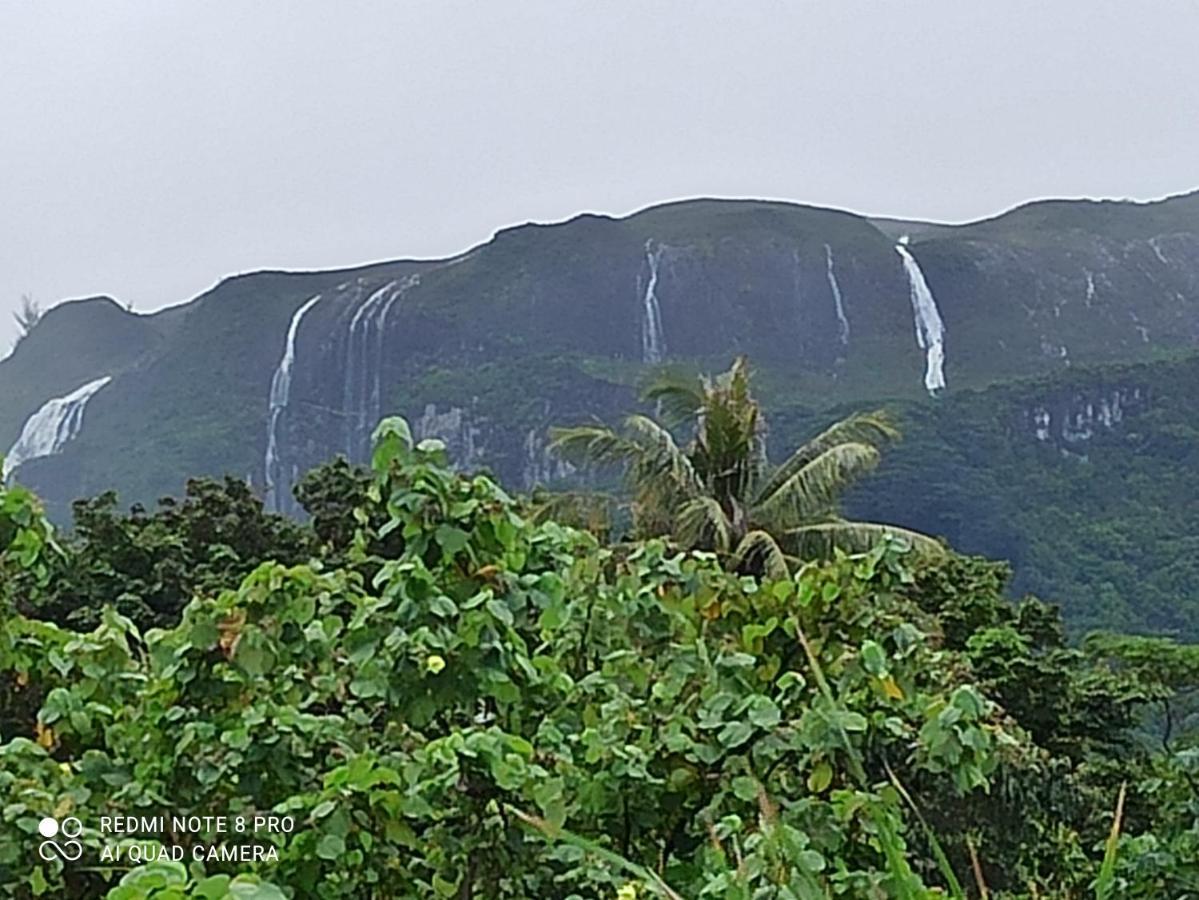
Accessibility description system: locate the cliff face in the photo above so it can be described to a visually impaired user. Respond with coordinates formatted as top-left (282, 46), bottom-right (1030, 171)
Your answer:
top-left (1021, 384), bottom-right (1147, 452)
top-left (3, 192), bottom-right (1199, 583)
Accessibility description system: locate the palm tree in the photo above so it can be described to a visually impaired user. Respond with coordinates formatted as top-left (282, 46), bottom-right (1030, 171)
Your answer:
top-left (549, 357), bottom-right (940, 576)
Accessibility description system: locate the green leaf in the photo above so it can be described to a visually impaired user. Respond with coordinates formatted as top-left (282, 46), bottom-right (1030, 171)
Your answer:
top-left (435, 524), bottom-right (470, 558)
top-left (833, 710), bottom-right (868, 732)
top-left (232, 628), bottom-right (274, 678)
top-left (188, 620), bottom-right (219, 648)
top-left (349, 675), bottom-right (386, 699)
top-left (287, 593), bottom-right (316, 626)
top-left (747, 696), bottom-right (781, 729)
top-left (487, 597), bottom-right (515, 627)
top-left (808, 760), bottom-right (833, 793)
top-left (316, 833), bottom-right (346, 860)
top-left (539, 601), bottom-right (567, 632)
top-left (731, 775), bottom-right (759, 801)
top-left (311, 800), bottom-right (336, 820)
top-left (429, 594), bottom-right (459, 618)
top-left (950, 685), bottom-right (986, 718)
top-left (193, 875), bottom-right (232, 899)
top-left (770, 580), bottom-right (794, 601)
top-left (861, 640), bottom-right (888, 677)
top-left (371, 417), bottom-right (414, 472)
top-left (533, 778), bottom-right (568, 832)
top-left (798, 849), bottom-right (827, 873)
top-left (717, 720), bottom-right (754, 749)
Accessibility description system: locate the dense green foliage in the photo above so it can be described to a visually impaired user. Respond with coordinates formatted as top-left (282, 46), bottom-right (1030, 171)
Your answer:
top-left (833, 356), bottom-right (1199, 640)
top-left (1, 419), bottom-right (1197, 898)
top-left (13, 478), bottom-right (314, 634)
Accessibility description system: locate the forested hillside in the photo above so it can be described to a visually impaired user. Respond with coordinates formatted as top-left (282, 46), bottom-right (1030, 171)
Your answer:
top-left (4, 192), bottom-right (1199, 638)
top-left (833, 354), bottom-right (1199, 639)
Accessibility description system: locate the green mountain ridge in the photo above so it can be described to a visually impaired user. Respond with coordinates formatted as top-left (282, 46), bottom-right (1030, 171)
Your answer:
top-left (3, 190), bottom-right (1199, 636)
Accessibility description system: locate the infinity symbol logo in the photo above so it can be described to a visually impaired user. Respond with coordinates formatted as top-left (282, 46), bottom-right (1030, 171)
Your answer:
top-left (37, 816), bottom-right (83, 862)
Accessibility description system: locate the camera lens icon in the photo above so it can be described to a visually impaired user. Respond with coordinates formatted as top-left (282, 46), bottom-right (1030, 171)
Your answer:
top-left (38, 816), bottom-right (84, 862)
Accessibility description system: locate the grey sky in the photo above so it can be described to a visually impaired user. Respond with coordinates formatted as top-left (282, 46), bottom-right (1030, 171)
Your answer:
top-left (3, 1), bottom-right (1197, 352)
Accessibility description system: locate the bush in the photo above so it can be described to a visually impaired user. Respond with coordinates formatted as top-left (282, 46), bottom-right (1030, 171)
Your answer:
top-left (1, 419), bottom-right (1194, 898)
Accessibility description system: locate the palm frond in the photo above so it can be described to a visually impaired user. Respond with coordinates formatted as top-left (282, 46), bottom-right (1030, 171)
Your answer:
top-left (781, 520), bottom-right (944, 560)
top-left (753, 442), bottom-right (881, 531)
top-left (716, 355), bottom-right (754, 396)
top-left (641, 369), bottom-right (706, 427)
top-left (548, 424), bottom-right (643, 469)
top-left (753, 410), bottom-right (899, 506)
top-left (551, 418), bottom-right (701, 538)
top-left (732, 529), bottom-right (791, 580)
top-left (622, 415), bottom-right (703, 500)
top-left (675, 496), bottom-right (734, 552)
top-left (690, 363), bottom-right (764, 502)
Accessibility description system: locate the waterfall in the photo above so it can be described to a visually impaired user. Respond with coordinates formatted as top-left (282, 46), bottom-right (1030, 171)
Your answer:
top-left (3, 375), bottom-right (112, 481)
top-left (641, 241), bottom-right (666, 364)
top-left (824, 244), bottom-right (850, 346)
top-left (368, 274), bottom-right (420, 430)
top-left (264, 294), bottom-right (321, 512)
top-left (895, 238), bottom-right (947, 394)
top-left (342, 281), bottom-right (397, 459)
top-left (342, 275), bottom-right (420, 461)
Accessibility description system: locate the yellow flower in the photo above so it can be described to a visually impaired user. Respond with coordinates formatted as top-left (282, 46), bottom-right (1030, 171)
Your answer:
top-left (425, 654), bottom-right (446, 675)
top-left (616, 883), bottom-right (639, 900)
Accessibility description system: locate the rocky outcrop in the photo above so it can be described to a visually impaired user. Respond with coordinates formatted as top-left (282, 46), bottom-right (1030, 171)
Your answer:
top-left (414, 404), bottom-right (486, 469)
top-left (1022, 384), bottom-right (1148, 451)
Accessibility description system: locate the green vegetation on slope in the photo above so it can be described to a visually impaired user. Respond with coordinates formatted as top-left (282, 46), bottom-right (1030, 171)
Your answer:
top-left (3, 190), bottom-right (1199, 647)
top-left (824, 355), bottom-right (1199, 640)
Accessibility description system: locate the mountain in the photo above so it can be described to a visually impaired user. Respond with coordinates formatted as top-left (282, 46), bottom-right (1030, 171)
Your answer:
top-left (4, 190), bottom-right (1199, 636)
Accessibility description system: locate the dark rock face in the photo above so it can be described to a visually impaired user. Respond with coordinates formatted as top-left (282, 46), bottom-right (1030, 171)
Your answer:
top-left (4, 192), bottom-right (1199, 519)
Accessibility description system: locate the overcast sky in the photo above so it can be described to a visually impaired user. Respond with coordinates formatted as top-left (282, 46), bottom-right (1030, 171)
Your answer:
top-left (2, 1), bottom-right (1197, 352)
